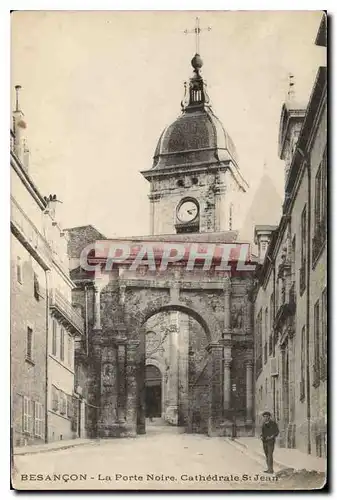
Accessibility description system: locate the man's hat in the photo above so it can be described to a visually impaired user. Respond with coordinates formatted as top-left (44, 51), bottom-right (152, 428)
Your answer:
top-left (262, 411), bottom-right (271, 417)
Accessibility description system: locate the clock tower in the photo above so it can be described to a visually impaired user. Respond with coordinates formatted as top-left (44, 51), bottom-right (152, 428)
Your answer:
top-left (141, 52), bottom-right (248, 235)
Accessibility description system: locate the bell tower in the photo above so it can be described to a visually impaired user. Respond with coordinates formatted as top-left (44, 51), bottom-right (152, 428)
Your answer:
top-left (141, 42), bottom-right (248, 236)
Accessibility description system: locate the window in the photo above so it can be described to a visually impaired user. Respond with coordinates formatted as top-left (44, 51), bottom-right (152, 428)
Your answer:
top-left (26, 327), bottom-right (33, 362)
top-left (67, 395), bottom-right (73, 419)
top-left (60, 392), bottom-right (67, 415)
top-left (315, 164), bottom-right (322, 229)
top-left (60, 328), bottom-right (65, 362)
top-left (313, 300), bottom-right (320, 387)
top-left (270, 293), bottom-right (275, 352)
top-left (256, 309), bottom-right (263, 376)
top-left (321, 288), bottom-right (327, 380)
top-left (313, 151), bottom-right (327, 263)
top-left (300, 205), bottom-right (307, 294)
top-left (52, 386), bottom-right (59, 412)
top-left (34, 402), bottom-right (44, 438)
top-left (229, 203), bottom-right (233, 231)
top-left (67, 335), bottom-right (73, 367)
top-left (52, 320), bottom-right (57, 356)
top-left (23, 397), bottom-right (33, 434)
top-left (16, 256), bottom-right (22, 284)
top-left (300, 326), bottom-right (306, 401)
top-left (291, 236), bottom-right (296, 282)
top-left (265, 308), bottom-right (269, 359)
top-left (33, 273), bottom-right (40, 300)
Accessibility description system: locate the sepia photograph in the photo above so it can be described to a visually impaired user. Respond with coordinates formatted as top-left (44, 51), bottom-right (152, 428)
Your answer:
top-left (10, 9), bottom-right (327, 491)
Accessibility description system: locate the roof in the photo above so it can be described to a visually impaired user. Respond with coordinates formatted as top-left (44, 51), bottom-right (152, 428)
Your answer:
top-left (152, 107), bottom-right (238, 171)
top-left (100, 231), bottom-right (240, 244)
top-left (315, 13), bottom-right (327, 47)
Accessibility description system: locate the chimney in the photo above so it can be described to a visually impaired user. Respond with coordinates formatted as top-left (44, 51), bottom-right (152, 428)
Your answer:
top-left (44, 194), bottom-right (62, 221)
top-left (254, 225), bottom-right (276, 264)
top-left (13, 85), bottom-right (28, 169)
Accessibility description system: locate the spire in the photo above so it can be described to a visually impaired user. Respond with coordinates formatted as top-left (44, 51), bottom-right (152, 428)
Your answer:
top-left (181, 17), bottom-right (212, 111)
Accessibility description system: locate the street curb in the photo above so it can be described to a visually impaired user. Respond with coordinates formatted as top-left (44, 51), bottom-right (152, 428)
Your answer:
top-left (224, 438), bottom-right (288, 471)
top-left (14, 439), bottom-right (98, 456)
top-left (226, 439), bottom-right (325, 474)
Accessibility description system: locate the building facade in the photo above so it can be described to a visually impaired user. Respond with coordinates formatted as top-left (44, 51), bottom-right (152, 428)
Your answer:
top-left (253, 17), bottom-right (327, 457)
top-left (11, 89), bottom-right (85, 446)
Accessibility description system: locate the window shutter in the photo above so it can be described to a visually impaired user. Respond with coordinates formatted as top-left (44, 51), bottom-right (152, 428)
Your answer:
top-left (23, 397), bottom-right (29, 433)
top-left (52, 320), bottom-right (57, 356)
top-left (30, 399), bottom-right (34, 434)
top-left (34, 273), bottom-right (40, 300)
top-left (60, 392), bottom-right (66, 414)
top-left (67, 395), bottom-right (73, 418)
top-left (26, 327), bottom-right (33, 360)
top-left (52, 386), bottom-right (59, 412)
top-left (71, 398), bottom-right (78, 432)
top-left (34, 402), bottom-right (44, 438)
top-left (60, 329), bottom-right (65, 361)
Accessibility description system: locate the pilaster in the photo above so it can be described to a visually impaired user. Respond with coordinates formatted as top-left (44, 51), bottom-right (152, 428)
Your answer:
top-left (207, 342), bottom-right (224, 436)
top-left (125, 340), bottom-right (140, 436)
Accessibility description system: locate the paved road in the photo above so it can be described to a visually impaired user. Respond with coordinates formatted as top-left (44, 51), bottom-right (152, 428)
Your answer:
top-left (12, 423), bottom-right (323, 491)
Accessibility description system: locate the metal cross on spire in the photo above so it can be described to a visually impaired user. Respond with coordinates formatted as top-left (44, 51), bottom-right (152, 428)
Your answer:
top-left (184, 17), bottom-right (211, 54)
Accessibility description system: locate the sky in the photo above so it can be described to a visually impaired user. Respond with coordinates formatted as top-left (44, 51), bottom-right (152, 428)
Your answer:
top-left (11, 10), bottom-right (326, 238)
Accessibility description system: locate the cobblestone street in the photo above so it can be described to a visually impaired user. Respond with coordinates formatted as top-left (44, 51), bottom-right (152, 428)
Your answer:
top-left (12, 422), bottom-right (325, 491)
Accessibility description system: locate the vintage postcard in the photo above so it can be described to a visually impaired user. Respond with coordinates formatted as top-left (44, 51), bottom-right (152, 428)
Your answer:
top-left (10, 10), bottom-right (327, 491)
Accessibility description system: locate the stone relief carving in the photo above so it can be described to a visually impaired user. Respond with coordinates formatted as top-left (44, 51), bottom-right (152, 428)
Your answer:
top-left (231, 303), bottom-right (243, 329)
top-left (102, 363), bottom-right (114, 386)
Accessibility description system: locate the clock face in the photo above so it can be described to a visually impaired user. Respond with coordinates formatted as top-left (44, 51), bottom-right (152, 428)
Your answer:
top-left (177, 200), bottom-right (198, 223)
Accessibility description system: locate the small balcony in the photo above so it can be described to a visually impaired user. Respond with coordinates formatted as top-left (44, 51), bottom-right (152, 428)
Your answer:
top-left (274, 282), bottom-right (296, 331)
top-left (50, 289), bottom-right (84, 336)
top-left (312, 219), bottom-right (327, 264)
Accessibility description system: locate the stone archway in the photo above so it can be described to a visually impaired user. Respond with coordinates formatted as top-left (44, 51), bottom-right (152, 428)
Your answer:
top-left (83, 257), bottom-right (255, 439)
top-left (123, 297), bottom-right (216, 434)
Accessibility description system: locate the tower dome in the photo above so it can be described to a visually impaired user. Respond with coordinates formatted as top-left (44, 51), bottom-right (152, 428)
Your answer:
top-left (152, 54), bottom-right (239, 170)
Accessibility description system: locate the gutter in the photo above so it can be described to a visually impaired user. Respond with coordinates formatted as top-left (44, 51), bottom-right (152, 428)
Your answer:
top-left (298, 148), bottom-right (311, 455)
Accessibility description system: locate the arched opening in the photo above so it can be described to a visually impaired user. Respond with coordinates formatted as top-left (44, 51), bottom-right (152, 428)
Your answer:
top-left (138, 308), bottom-right (210, 434)
top-left (145, 365), bottom-right (162, 420)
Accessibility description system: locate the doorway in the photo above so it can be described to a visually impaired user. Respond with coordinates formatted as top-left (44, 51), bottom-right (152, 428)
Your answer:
top-left (145, 365), bottom-right (162, 418)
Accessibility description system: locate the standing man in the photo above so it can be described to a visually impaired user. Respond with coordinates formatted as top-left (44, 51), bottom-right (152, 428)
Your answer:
top-left (260, 411), bottom-right (279, 474)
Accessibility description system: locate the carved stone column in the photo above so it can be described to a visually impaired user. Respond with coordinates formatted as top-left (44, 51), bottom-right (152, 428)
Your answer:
top-left (245, 360), bottom-right (253, 423)
top-left (89, 333), bottom-right (102, 437)
top-left (223, 355), bottom-right (232, 413)
top-left (98, 343), bottom-right (118, 437)
top-left (166, 312), bottom-right (179, 425)
top-left (116, 340), bottom-right (126, 422)
top-left (207, 342), bottom-right (223, 436)
top-left (137, 328), bottom-right (146, 434)
top-left (178, 313), bottom-right (189, 427)
top-left (93, 285), bottom-right (101, 330)
top-left (125, 340), bottom-right (140, 436)
top-left (223, 279), bottom-right (231, 333)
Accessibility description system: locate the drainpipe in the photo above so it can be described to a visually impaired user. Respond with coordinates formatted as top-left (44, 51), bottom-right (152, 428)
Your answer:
top-left (272, 262), bottom-right (276, 418)
top-left (44, 270), bottom-right (50, 443)
top-left (84, 284), bottom-right (89, 356)
top-left (298, 148), bottom-right (311, 455)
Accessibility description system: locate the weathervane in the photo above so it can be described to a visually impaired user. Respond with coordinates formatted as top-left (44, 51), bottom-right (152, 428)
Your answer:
top-left (184, 17), bottom-right (211, 54)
